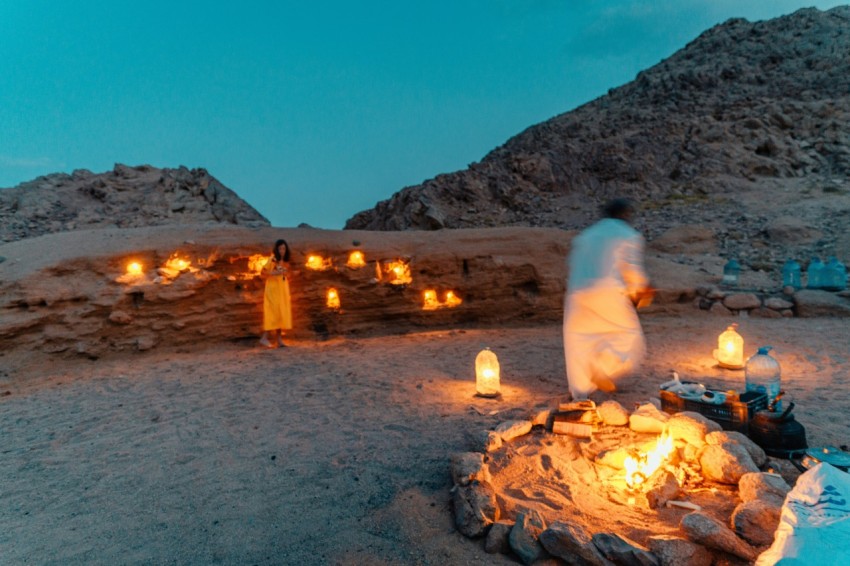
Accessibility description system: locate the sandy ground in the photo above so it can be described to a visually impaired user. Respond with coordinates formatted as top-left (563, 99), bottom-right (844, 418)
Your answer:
top-left (1, 314), bottom-right (849, 565)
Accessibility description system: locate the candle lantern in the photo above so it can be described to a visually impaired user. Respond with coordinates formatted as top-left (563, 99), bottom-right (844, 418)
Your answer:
top-left (714, 323), bottom-right (744, 369)
top-left (326, 288), bottom-right (340, 310)
top-left (346, 251), bottom-right (366, 269)
top-left (722, 259), bottom-right (740, 287)
top-left (475, 348), bottom-right (501, 398)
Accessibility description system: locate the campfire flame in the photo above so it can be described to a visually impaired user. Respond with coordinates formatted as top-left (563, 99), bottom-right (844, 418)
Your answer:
top-left (306, 255), bottom-right (333, 271)
top-left (346, 251), bottom-right (366, 269)
top-left (623, 429), bottom-right (675, 489)
top-left (126, 261), bottom-right (143, 275)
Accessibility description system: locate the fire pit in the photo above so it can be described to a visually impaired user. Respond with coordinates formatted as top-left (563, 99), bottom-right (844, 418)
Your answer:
top-left (451, 400), bottom-right (799, 564)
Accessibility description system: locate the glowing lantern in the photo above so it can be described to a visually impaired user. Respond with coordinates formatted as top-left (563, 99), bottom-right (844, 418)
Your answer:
top-left (422, 289), bottom-right (440, 310)
top-left (384, 260), bottom-right (412, 285)
top-left (164, 254), bottom-right (191, 272)
top-left (444, 291), bottom-right (462, 307)
top-left (306, 255), bottom-right (332, 271)
top-left (475, 348), bottom-right (501, 398)
top-left (714, 323), bottom-right (744, 369)
top-left (126, 262), bottom-right (143, 275)
top-left (623, 430), bottom-right (675, 489)
top-left (326, 288), bottom-right (341, 310)
top-left (346, 251), bottom-right (366, 269)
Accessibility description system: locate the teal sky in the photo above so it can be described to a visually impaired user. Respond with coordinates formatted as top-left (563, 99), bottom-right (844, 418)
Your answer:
top-left (1, 1), bottom-right (844, 228)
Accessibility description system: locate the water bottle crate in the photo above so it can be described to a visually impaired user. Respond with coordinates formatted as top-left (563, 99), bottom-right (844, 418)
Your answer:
top-left (659, 389), bottom-right (768, 433)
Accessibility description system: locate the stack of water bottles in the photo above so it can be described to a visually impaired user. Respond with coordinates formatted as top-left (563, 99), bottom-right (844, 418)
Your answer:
top-left (782, 257), bottom-right (847, 291)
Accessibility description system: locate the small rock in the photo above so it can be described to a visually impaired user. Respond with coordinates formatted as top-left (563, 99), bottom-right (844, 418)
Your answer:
top-left (494, 420), bottom-right (533, 442)
top-left (645, 471), bottom-right (682, 510)
top-left (108, 310), bottom-right (133, 324)
top-left (452, 480), bottom-right (500, 538)
top-left (709, 302), bottom-right (733, 316)
top-left (732, 499), bottom-right (781, 547)
top-left (598, 400), bottom-right (630, 426)
top-left (450, 452), bottom-right (491, 487)
top-left (700, 442), bottom-right (760, 484)
top-left (509, 508), bottom-right (548, 565)
top-left (794, 290), bottom-right (850, 317)
top-left (630, 403), bottom-right (670, 434)
top-left (531, 408), bottom-right (552, 428)
top-left (667, 412), bottom-right (722, 447)
top-left (680, 511), bottom-right (758, 561)
top-left (592, 532), bottom-right (659, 566)
top-left (136, 336), bottom-right (156, 351)
top-left (481, 431), bottom-right (503, 452)
top-left (723, 293), bottom-right (762, 310)
top-left (705, 431), bottom-right (767, 467)
top-left (738, 472), bottom-right (791, 504)
top-left (750, 307), bottom-right (783, 318)
top-left (539, 520), bottom-right (613, 566)
top-left (647, 534), bottom-right (712, 566)
top-left (764, 297), bottom-right (793, 310)
top-left (484, 520), bottom-right (513, 554)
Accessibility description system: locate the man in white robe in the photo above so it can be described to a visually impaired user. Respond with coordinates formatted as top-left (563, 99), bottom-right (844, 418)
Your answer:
top-left (563, 199), bottom-right (652, 400)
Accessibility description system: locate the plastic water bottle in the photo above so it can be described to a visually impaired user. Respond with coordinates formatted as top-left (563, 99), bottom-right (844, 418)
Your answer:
top-left (745, 346), bottom-right (782, 410)
top-left (722, 259), bottom-right (740, 287)
top-left (824, 257), bottom-right (847, 291)
top-left (806, 257), bottom-right (824, 289)
top-left (781, 259), bottom-right (801, 290)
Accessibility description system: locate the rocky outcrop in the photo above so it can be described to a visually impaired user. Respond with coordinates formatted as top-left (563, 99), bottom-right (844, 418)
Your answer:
top-left (345, 7), bottom-right (850, 277)
top-left (0, 164), bottom-right (269, 243)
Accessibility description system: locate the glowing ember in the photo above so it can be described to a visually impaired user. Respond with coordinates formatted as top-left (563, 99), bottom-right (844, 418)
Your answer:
top-left (422, 289), bottom-right (440, 310)
top-left (444, 290), bottom-right (462, 307)
top-left (382, 260), bottom-right (412, 285)
top-left (306, 254), bottom-right (333, 271)
top-left (346, 251), bottom-right (366, 268)
top-left (326, 288), bottom-right (341, 309)
top-left (623, 430), bottom-right (675, 489)
top-left (164, 254), bottom-right (191, 272)
top-left (126, 261), bottom-right (143, 275)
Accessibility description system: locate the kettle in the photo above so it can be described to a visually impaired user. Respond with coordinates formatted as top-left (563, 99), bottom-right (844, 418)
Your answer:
top-left (748, 397), bottom-right (808, 458)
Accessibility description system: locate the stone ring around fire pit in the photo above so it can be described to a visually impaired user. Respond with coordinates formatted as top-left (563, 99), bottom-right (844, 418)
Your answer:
top-left (451, 400), bottom-right (797, 564)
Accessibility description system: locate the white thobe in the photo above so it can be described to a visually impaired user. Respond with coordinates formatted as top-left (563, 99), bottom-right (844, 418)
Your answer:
top-left (563, 218), bottom-right (649, 399)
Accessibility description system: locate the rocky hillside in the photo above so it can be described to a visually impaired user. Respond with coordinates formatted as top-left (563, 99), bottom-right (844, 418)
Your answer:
top-left (0, 164), bottom-right (269, 243)
top-left (345, 7), bottom-right (850, 270)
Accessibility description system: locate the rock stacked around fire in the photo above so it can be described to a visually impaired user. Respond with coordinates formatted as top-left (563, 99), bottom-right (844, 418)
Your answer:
top-left (451, 399), bottom-right (791, 564)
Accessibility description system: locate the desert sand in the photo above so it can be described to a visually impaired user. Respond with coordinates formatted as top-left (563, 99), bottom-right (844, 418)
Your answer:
top-left (1, 313), bottom-right (848, 564)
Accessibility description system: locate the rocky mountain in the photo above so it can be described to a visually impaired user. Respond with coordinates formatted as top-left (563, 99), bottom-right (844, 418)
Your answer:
top-left (345, 7), bottom-right (850, 271)
top-left (0, 164), bottom-right (269, 243)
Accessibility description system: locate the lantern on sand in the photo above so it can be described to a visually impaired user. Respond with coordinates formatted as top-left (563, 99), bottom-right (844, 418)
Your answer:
top-left (722, 259), bottom-right (740, 287)
top-left (326, 288), bottom-right (341, 310)
top-left (714, 323), bottom-right (744, 369)
top-left (475, 348), bottom-right (501, 398)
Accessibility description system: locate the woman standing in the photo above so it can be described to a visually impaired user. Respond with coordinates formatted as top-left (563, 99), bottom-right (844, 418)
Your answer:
top-left (259, 239), bottom-right (293, 348)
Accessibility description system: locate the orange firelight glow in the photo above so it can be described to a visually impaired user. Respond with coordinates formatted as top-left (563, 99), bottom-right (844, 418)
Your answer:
top-left (326, 288), bottom-right (341, 309)
top-left (164, 254), bottom-right (191, 272)
top-left (382, 260), bottom-right (412, 285)
top-left (346, 251), bottom-right (366, 268)
top-left (248, 254), bottom-right (271, 275)
top-left (126, 261), bottom-right (143, 275)
top-left (306, 255), bottom-right (333, 271)
top-left (623, 430), bottom-right (675, 489)
top-left (444, 291), bottom-right (462, 307)
top-left (423, 289), bottom-right (440, 310)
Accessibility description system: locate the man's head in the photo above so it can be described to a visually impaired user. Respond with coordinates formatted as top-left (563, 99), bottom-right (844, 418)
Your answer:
top-left (602, 198), bottom-right (635, 222)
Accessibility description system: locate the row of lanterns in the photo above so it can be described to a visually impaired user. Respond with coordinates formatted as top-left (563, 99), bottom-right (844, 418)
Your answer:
top-left (121, 250), bottom-right (464, 312)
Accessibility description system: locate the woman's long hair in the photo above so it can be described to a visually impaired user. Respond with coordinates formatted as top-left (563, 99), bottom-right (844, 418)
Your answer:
top-left (272, 239), bottom-right (291, 262)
